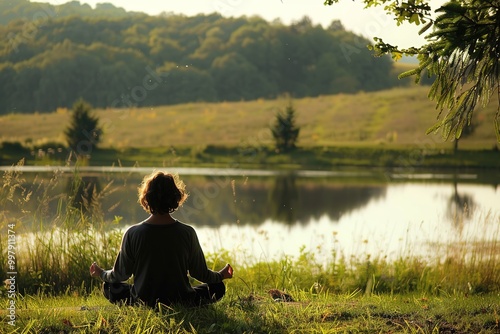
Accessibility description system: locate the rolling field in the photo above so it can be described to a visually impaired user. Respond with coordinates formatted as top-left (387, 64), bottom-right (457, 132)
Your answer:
top-left (0, 86), bottom-right (498, 151)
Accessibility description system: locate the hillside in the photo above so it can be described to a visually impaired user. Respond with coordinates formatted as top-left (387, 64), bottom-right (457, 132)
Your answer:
top-left (0, 1), bottom-right (410, 114)
top-left (0, 86), bottom-right (498, 150)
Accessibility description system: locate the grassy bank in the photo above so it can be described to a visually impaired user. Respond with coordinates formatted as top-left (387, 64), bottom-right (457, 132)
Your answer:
top-left (2, 144), bottom-right (500, 171)
top-left (1, 291), bottom-right (499, 333)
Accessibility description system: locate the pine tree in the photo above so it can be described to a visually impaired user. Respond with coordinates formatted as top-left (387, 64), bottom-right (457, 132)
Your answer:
top-left (271, 100), bottom-right (300, 152)
top-left (64, 99), bottom-right (102, 157)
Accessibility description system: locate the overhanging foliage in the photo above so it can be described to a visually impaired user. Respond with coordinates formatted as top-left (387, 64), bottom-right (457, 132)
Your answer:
top-left (325, 0), bottom-right (500, 142)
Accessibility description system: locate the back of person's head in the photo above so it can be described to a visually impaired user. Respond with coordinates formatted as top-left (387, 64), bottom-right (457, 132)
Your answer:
top-left (138, 171), bottom-right (188, 214)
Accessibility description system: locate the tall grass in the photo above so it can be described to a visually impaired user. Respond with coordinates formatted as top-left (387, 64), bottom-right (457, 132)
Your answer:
top-left (0, 160), bottom-right (122, 295)
top-left (0, 162), bottom-right (499, 298)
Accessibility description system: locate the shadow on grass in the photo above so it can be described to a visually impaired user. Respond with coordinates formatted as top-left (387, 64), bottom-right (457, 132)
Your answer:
top-left (163, 294), bottom-right (282, 333)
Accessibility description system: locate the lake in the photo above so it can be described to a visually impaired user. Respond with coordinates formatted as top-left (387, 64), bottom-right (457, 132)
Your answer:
top-left (2, 165), bottom-right (499, 263)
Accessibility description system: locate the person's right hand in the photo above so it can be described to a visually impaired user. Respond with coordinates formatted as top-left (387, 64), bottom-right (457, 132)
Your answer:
top-left (90, 262), bottom-right (103, 278)
top-left (219, 263), bottom-right (233, 279)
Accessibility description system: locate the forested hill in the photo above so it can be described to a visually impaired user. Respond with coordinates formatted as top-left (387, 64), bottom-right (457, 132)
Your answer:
top-left (0, 0), bottom-right (142, 25)
top-left (0, 1), bottom-right (407, 114)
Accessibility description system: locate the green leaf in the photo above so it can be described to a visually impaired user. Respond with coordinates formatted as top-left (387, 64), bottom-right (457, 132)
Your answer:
top-left (418, 21), bottom-right (433, 35)
top-left (398, 68), bottom-right (419, 79)
top-left (455, 124), bottom-right (463, 139)
top-left (495, 111), bottom-right (500, 143)
top-left (426, 122), bottom-right (440, 135)
top-left (391, 51), bottom-right (403, 61)
top-left (409, 13), bottom-right (421, 25)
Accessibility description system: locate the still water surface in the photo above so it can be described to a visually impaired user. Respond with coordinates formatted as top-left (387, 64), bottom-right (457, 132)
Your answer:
top-left (2, 166), bottom-right (499, 262)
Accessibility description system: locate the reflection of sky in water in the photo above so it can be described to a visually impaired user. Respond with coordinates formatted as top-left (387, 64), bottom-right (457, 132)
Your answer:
top-left (196, 184), bottom-right (500, 263)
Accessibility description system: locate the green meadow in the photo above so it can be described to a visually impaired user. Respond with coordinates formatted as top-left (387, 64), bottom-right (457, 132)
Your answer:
top-left (1, 86), bottom-right (499, 148)
top-left (1, 292), bottom-right (499, 333)
top-left (1, 85), bottom-right (499, 169)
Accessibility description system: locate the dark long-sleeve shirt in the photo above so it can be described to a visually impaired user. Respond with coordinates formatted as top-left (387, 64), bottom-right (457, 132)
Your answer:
top-left (101, 220), bottom-right (222, 306)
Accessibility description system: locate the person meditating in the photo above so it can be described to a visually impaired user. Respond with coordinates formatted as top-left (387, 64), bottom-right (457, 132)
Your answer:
top-left (89, 171), bottom-right (233, 307)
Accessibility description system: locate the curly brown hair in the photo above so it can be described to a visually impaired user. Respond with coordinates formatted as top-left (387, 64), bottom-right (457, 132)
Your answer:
top-left (138, 171), bottom-right (188, 214)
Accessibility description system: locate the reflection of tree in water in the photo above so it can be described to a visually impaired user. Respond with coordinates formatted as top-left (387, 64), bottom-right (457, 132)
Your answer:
top-left (446, 181), bottom-right (476, 228)
top-left (172, 175), bottom-right (387, 227)
top-left (267, 174), bottom-right (387, 225)
top-left (269, 174), bottom-right (299, 225)
top-left (299, 184), bottom-right (386, 223)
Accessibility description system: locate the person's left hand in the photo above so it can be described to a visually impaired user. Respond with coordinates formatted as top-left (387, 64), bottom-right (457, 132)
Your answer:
top-left (219, 264), bottom-right (233, 279)
top-left (90, 262), bottom-right (104, 278)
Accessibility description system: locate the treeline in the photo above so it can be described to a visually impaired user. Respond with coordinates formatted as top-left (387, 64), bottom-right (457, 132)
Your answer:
top-left (0, 0), bottom-right (141, 25)
top-left (0, 1), bottom-right (407, 113)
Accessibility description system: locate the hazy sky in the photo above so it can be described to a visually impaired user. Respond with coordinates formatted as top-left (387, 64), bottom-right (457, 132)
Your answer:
top-left (40, 0), bottom-right (447, 48)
